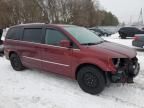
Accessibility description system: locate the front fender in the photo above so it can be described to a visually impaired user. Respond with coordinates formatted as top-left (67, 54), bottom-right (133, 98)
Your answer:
top-left (71, 57), bottom-right (116, 79)
top-left (79, 58), bottom-right (116, 71)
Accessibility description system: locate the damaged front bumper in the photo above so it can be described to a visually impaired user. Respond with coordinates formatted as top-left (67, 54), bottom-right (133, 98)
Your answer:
top-left (110, 57), bottom-right (140, 83)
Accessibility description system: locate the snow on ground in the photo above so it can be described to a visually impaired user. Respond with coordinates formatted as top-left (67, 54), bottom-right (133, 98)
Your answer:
top-left (0, 33), bottom-right (144, 108)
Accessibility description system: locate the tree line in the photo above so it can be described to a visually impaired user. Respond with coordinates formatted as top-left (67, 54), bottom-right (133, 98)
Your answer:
top-left (0, 0), bottom-right (119, 28)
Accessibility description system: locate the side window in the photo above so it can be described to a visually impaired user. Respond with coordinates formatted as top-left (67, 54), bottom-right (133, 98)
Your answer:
top-left (23, 28), bottom-right (42, 43)
top-left (45, 29), bottom-right (68, 46)
top-left (6, 28), bottom-right (22, 40)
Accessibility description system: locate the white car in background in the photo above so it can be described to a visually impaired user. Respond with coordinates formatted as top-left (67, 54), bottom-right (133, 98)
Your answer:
top-left (0, 28), bottom-right (9, 55)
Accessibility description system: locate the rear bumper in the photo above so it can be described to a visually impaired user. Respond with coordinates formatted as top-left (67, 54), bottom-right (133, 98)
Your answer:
top-left (0, 45), bottom-right (4, 53)
top-left (132, 40), bottom-right (144, 48)
top-left (4, 50), bottom-right (9, 60)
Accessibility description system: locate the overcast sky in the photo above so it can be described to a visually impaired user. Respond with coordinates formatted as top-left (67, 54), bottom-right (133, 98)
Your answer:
top-left (99, 0), bottom-right (144, 23)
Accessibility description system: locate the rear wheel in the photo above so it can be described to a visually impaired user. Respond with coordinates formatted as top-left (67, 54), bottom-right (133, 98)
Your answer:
top-left (10, 53), bottom-right (25, 71)
top-left (120, 33), bottom-right (126, 39)
top-left (77, 66), bottom-right (105, 94)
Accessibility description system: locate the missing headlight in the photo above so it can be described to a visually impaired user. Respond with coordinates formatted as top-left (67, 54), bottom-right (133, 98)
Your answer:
top-left (110, 57), bottom-right (140, 83)
top-left (112, 58), bottom-right (120, 67)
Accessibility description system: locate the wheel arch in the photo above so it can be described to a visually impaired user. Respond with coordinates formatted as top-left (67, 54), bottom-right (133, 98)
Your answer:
top-left (75, 63), bottom-right (106, 80)
top-left (9, 51), bottom-right (18, 58)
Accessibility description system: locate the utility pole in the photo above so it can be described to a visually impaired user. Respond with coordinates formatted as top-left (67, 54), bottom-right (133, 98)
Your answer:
top-left (138, 8), bottom-right (143, 25)
top-left (130, 16), bottom-right (132, 25)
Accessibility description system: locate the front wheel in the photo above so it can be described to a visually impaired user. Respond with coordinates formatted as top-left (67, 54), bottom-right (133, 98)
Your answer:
top-left (77, 66), bottom-right (105, 94)
top-left (10, 53), bottom-right (25, 71)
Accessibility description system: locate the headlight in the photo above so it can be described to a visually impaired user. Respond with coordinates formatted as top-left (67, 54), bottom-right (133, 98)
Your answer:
top-left (112, 58), bottom-right (130, 68)
top-left (112, 58), bottom-right (120, 66)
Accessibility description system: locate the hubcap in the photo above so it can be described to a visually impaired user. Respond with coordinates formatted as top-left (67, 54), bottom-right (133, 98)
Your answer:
top-left (83, 72), bottom-right (98, 88)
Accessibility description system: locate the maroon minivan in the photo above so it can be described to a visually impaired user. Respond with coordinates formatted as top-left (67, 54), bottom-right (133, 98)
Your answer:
top-left (4, 23), bottom-right (140, 94)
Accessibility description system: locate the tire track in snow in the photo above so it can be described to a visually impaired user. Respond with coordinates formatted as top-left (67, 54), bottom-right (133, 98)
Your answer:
top-left (99, 80), bottom-right (144, 108)
top-left (100, 94), bottom-right (144, 108)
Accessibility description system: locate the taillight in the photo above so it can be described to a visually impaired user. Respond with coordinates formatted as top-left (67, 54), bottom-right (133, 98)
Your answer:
top-left (133, 36), bottom-right (139, 40)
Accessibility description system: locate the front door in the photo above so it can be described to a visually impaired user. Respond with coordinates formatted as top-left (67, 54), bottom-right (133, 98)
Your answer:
top-left (41, 28), bottom-right (72, 76)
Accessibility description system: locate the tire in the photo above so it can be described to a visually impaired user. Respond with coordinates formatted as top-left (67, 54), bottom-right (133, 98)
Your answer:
top-left (77, 66), bottom-right (105, 94)
top-left (120, 33), bottom-right (126, 39)
top-left (10, 53), bottom-right (24, 71)
top-left (105, 33), bottom-right (109, 37)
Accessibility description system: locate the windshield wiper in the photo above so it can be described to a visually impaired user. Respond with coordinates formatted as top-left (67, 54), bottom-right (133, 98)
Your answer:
top-left (81, 43), bottom-right (97, 45)
top-left (96, 40), bottom-right (105, 44)
top-left (81, 40), bottom-right (105, 46)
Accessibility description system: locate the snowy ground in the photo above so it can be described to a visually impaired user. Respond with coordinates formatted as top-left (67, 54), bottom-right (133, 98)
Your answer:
top-left (0, 33), bottom-right (144, 108)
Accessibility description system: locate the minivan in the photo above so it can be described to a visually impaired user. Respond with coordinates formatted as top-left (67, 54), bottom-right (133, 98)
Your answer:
top-left (4, 23), bottom-right (140, 94)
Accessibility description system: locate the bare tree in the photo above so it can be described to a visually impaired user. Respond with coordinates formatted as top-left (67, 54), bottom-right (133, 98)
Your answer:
top-left (0, 0), bottom-right (119, 28)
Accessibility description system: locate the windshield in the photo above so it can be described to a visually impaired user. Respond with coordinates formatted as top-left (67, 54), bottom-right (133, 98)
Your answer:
top-left (64, 26), bottom-right (104, 45)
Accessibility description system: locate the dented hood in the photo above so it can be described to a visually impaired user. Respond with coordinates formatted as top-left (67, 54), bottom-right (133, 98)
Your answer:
top-left (89, 41), bottom-right (137, 58)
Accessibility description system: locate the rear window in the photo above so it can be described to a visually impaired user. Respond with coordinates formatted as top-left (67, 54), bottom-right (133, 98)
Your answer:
top-left (6, 27), bottom-right (22, 40)
top-left (23, 28), bottom-right (42, 43)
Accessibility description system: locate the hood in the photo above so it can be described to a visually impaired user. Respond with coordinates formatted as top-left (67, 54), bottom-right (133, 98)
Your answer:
top-left (88, 41), bottom-right (136, 58)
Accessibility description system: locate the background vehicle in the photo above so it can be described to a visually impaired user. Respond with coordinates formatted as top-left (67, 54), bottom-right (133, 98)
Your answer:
top-left (89, 28), bottom-right (110, 36)
top-left (132, 34), bottom-right (144, 48)
top-left (4, 24), bottom-right (140, 94)
top-left (118, 27), bottom-right (144, 39)
top-left (89, 29), bottom-right (101, 36)
top-left (0, 28), bottom-right (8, 56)
top-left (0, 42), bottom-right (3, 55)
top-left (0, 28), bottom-right (3, 55)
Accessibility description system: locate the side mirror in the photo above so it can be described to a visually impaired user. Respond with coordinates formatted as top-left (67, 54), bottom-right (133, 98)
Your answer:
top-left (60, 40), bottom-right (71, 48)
